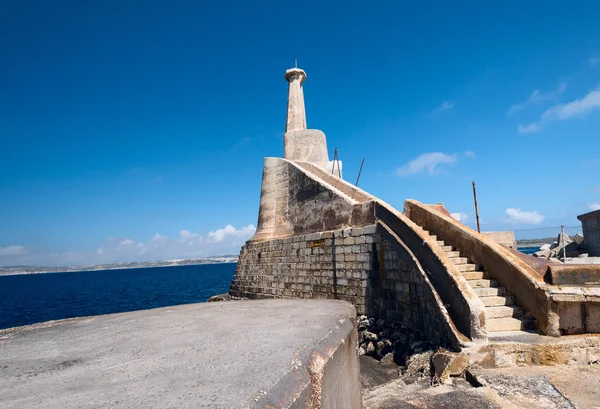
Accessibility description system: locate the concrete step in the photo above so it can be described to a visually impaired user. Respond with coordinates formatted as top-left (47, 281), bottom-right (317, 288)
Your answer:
top-left (468, 279), bottom-right (497, 288)
top-left (473, 286), bottom-right (506, 297)
top-left (445, 250), bottom-right (460, 258)
top-left (449, 257), bottom-right (469, 265)
top-left (462, 271), bottom-right (486, 280)
top-left (437, 240), bottom-right (445, 246)
top-left (481, 296), bottom-right (514, 307)
top-left (486, 306), bottom-right (524, 319)
top-left (441, 245), bottom-right (453, 252)
top-left (428, 234), bottom-right (437, 241)
top-left (456, 263), bottom-right (478, 272)
top-left (487, 317), bottom-right (536, 332)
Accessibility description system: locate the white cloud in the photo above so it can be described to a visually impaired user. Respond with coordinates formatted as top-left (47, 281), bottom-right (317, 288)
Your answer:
top-left (396, 152), bottom-right (458, 176)
top-left (432, 101), bottom-right (455, 114)
top-left (451, 212), bottom-right (469, 223)
top-left (0, 245), bottom-right (27, 256)
top-left (208, 224), bottom-right (256, 243)
top-left (504, 208), bottom-right (545, 224)
top-left (508, 82), bottom-right (566, 115)
top-left (0, 224), bottom-right (257, 267)
top-left (589, 202), bottom-right (600, 211)
top-left (518, 88), bottom-right (600, 133)
top-left (464, 150), bottom-right (475, 158)
top-left (517, 123), bottom-right (542, 134)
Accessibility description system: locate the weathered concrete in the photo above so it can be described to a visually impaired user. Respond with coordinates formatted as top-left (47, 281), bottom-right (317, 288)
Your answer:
top-left (285, 130), bottom-right (329, 169)
top-left (283, 67), bottom-right (329, 170)
top-left (578, 209), bottom-right (600, 256)
top-left (467, 332), bottom-right (600, 367)
top-left (482, 231), bottom-right (517, 250)
top-left (231, 222), bottom-right (465, 349)
top-left (295, 162), bottom-right (486, 342)
top-left (405, 200), bottom-right (600, 337)
top-left (250, 157), bottom-right (375, 242)
top-left (0, 300), bottom-right (361, 409)
top-left (471, 365), bottom-right (600, 408)
top-left (545, 264), bottom-right (600, 285)
top-left (405, 200), bottom-right (557, 335)
top-left (285, 68), bottom-right (307, 133)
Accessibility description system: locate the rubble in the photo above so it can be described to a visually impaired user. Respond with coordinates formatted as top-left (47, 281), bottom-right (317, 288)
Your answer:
top-left (533, 233), bottom-right (588, 261)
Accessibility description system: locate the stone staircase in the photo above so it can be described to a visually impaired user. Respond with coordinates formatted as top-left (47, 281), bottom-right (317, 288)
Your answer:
top-left (424, 230), bottom-right (536, 334)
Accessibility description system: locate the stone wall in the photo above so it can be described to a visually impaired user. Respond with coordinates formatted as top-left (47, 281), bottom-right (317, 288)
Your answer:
top-left (230, 223), bottom-right (462, 349)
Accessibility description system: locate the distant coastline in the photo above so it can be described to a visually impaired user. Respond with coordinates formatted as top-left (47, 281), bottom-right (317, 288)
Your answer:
top-left (0, 256), bottom-right (238, 276)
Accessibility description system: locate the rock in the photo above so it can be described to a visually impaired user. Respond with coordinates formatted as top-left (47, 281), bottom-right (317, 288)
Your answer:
top-left (579, 253), bottom-right (589, 258)
top-left (380, 352), bottom-right (395, 364)
top-left (431, 351), bottom-right (468, 383)
top-left (404, 351), bottom-right (433, 377)
top-left (550, 233), bottom-right (573, 258)
top-left (376, 339), bottom-right (392, 357)
top-left (207, 293), bottom-right (230, 302)
top-left (540, 243), bottom-right (552, 251)
top-left (534, 249), bottom-right (551, 259)
top-left (363, 331), bottom-right (378, 342)
top-left (573, 233), bottom-right (584, 245)
top-left (358, 346), bottom-right (365, 356)
top-left (431, 351), bottom-right (469, 383)
top-left (366, 342), bottom-right (375, 356)
top-left (357, 315), bottom-right (370, 329)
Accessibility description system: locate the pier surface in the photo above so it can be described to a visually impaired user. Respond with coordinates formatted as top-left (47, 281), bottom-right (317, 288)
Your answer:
top-left (0, 299), bottom-right (360, 409)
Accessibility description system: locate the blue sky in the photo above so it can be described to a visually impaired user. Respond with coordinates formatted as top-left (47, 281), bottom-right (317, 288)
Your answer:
top-left (1, 1), bottom-right (599, 266)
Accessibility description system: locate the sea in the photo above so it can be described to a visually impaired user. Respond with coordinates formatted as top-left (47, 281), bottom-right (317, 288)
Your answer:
top-left (0, 263), bottom-right (236, 331)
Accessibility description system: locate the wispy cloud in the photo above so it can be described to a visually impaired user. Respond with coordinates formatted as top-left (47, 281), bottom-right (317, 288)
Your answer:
top-left (517, 123), bottom-right (542, 134)
top-left (589, 202), bottom-right (600, 211)
top-left (0, 224), bottom-right (256, 267)
top-left (503, 208), bottom-right (545, 224)
top-left (591, 55), bottom-right (600, 67)
top-left (432, 101), bottom-right (455, 114)
top-left (396, 152), bottom-right (458, 176)
top-left (508, 82), bottom-right (566, 115)
top-left (518, 88), bottom-right (600, 133)
top-left (463, 150), bottom-right (475, 158)
top-left (0, 245), bottom-right (27, 256)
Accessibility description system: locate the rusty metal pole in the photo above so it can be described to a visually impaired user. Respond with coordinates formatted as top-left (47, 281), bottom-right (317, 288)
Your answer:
top-left (472, 181), bottom-right (481, 233)
top-left (355, 158), bottom-right (365, 186)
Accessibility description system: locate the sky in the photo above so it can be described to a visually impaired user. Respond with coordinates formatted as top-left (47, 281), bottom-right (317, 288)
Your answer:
top-left (1, 1), bottom-right (600, 266)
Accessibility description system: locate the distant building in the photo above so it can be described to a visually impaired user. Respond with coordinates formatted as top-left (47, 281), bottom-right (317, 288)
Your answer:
top-left (577, 209), bottom-right (600, 256)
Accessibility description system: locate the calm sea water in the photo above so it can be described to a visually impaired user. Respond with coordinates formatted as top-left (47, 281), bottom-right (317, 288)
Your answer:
top-left (518, 246), bottom-right (541, 255)
top-left (0, 263), bottom-right (235, 330)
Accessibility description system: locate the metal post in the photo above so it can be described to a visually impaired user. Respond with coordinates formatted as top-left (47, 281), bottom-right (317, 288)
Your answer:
top-left (472, 181), bottom-right (481, 233)
top-left (331, 148), bottom-right (338, 175)
top-left (355, 158), bottom-right (365, 186)
top-left (562, 225), bottom-right (567, 263)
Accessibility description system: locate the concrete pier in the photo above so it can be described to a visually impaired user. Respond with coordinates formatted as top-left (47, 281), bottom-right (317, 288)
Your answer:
top-left (0, 300), bottom-right (361, 409)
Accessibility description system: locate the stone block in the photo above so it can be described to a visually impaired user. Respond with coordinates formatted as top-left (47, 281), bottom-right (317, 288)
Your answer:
top-left (343, 237), bottom-right (355, 246)
top-left (351, 227), bottom-right (364, 236)
top-left (363, 225), bottom-right (377, 235)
